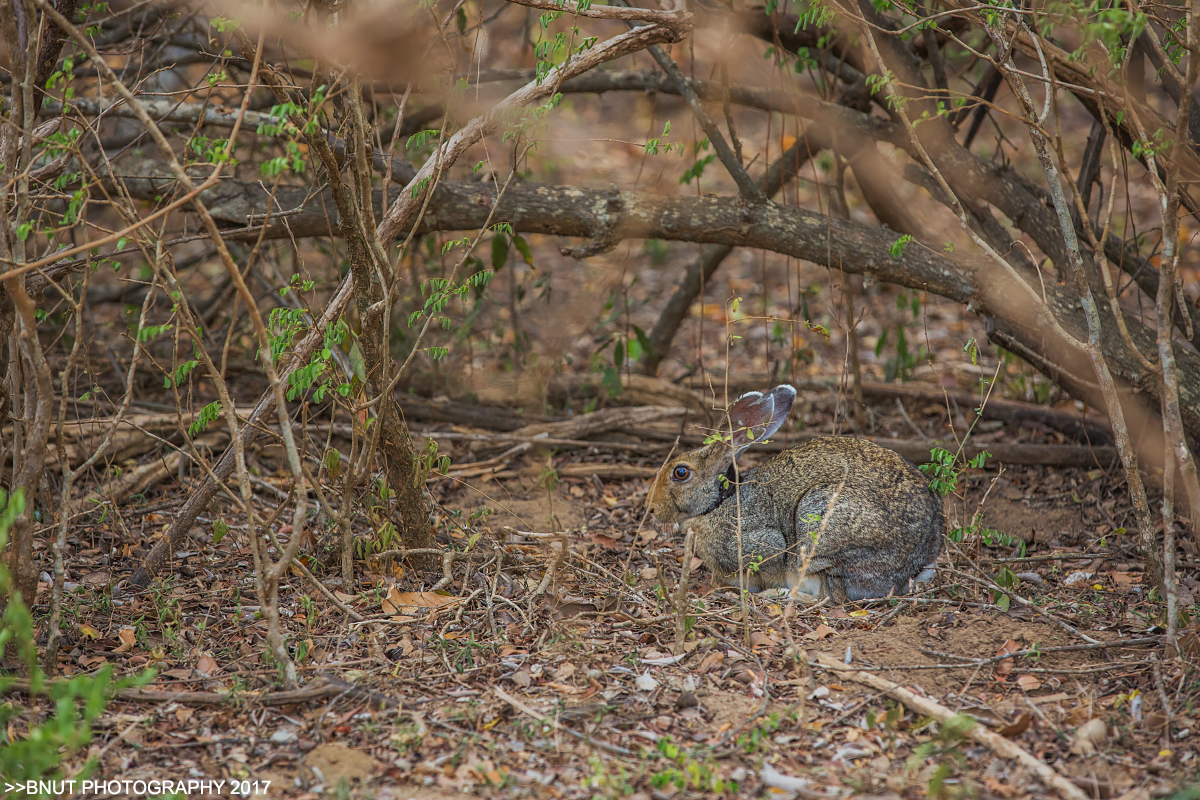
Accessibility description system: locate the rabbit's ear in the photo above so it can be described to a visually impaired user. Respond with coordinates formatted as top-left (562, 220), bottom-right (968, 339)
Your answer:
top-left (728, 391), bottom-right (776, 454)
top-left (728, 386), bottom-right (796, 453)
top-left (767, 385), bottom-right (797, 426)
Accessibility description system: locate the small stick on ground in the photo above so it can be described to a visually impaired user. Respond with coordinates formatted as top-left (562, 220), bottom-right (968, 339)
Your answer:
top-left (291, 551), bottom-right (366, 622)
top-left (1152, 653), bottom-right (1173, 748)
top-left (813, 652), bottom-right (1089, 800)
top-left (674, 530), bottom-right (695, 655)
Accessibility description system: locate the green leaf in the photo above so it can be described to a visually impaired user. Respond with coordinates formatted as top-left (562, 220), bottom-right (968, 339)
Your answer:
top-left (627, 336), bottom-right (643, 361)
top-left (188, 401), bottom-right (222, 436)
top-left (512, 234), bottom-right (533, 265)
top-left (888, 234), bottom-right (913, 258)
top-left (633, 325), bottom-right (655, 360)
top-left (491, 234), bottom-right (509, 271)
top-left (348, 342), bottom-right (367, 383)
top-left (136, 323), bottom-right (172, 343)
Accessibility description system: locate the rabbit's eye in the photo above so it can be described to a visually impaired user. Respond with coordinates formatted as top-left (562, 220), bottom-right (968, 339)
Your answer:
top-left (671, 465), bottom-right (692, 482)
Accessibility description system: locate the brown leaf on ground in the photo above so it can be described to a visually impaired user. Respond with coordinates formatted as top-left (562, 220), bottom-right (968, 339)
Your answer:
top-left (998, 713), bottom-right (1032, 737)
top-left (698, 651), bottom-right (725, 673)
top-left (805, 623), bottom-right (837, 641)
top-left (382, 588), bottom-right (459, 615)
top-left (750, 630), bottom-right (780, 648)
top-left (113, 628), bottom-right (137, 653)
top-left (1016, 674), bottom-right (1042, 691)
top-left (996, 639), bottom-right (1023, 656)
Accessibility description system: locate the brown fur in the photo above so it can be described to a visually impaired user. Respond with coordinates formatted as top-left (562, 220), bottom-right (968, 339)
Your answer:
top-left (647, 386), bottom-right (944, 603)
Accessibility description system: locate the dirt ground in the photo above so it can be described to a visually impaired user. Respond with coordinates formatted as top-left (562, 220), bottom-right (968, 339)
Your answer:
top-left (23, 435), bottom-right (1196, 800)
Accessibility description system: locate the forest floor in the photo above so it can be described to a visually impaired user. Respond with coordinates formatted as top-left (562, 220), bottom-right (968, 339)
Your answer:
top-left (25, 374), bottom-right (1200, 800)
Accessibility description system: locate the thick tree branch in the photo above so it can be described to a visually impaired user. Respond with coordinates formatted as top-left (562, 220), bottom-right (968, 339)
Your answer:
top-left (107, 161), bottom-right (1200, 455)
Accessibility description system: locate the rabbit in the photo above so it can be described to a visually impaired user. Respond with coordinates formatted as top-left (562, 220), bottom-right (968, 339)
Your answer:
top-left (647, 385), bottom-right (943, 603)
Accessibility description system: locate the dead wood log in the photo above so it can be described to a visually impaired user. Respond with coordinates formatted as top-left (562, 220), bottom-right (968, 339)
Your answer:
top-left (548, 374), bottom-right (712, 421)
top-left (20, 408), bottom-right (257, 472)
top-left (417, 430), bottom-right (668, 453)
top-left (621, 424), bottom-right (1118, 469)
top-left (395, 391), bottom-right (557, 431)
top-left (508, 405), bottom-right (688, 440)
top-left (866, 439), bottom-right (1115, 469)
top-left (486, 463), bottom-right (660, 481)
top-left (857, 382), bottom-right (1113, 444)
top-left (684, 377), bottom-right (1112, 444)
top-left (71, 433), bottom-right (227, 515)
top-left (419, 422), bottom-right (1115, 468)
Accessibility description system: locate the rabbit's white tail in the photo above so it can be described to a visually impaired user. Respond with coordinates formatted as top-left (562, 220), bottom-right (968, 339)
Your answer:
top-left (912, 566), bottom-right (937, 589)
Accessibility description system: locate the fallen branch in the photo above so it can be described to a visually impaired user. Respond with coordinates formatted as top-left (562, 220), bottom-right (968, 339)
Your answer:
top-left (686, 378), bottom-right (1113, 444)
top-left (508, 405), bottom-right (687, 440)
top-left (72, 432), bottom-right (227, 515)
top-left (855, 381), bottom-right (1112, 444)
top-left (549, 374), bottom-right (712, 419)
top-left (397, 392), bottom-right (558, 430)
top-left (623, 425), bottom-right (1118, 468)
top-left (812, 652), bottom-right (1089, 800)
top-left (488, 463), bottom-right (659, 480)
top-left (418, 430), bottom-right (667, 454)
